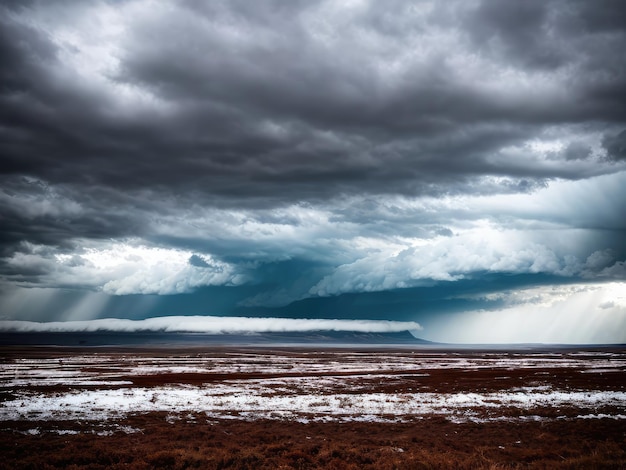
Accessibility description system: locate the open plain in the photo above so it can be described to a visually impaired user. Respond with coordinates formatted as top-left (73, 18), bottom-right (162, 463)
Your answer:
top-left (1, 346), bottom-right (625, 469)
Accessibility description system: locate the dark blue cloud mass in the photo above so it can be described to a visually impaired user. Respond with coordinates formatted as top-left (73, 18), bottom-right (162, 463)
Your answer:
top-left (0, 0), bottom-right (625, 343)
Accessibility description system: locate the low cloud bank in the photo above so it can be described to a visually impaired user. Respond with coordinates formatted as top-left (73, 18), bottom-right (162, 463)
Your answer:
top-left (0, 316), bottom-right (422, 334)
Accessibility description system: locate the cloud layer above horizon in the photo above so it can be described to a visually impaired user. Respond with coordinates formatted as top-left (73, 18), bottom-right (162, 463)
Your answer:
top-left (0, 315), bottom-right (422, 335)
top-left (1, 0), bottom-right (625, 343)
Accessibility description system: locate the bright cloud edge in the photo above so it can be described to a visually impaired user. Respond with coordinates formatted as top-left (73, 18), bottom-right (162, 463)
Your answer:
top-left (0, 316), bottom-right (422, 334)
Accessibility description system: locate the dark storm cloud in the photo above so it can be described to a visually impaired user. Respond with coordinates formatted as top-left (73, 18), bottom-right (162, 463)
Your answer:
top-left (0, 175), bottom-right (158, 261)
top-left (603, 130), bottom-right (626, 161)
top-left (1, 0), bottom-right (625, 206)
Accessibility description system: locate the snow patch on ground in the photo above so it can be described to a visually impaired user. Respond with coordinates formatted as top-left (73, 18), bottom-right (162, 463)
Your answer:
top-left (3, 385), bottom-right (625, 424)
top-left (2, 350), bottom-right (624, 425)
top-left (2, 351), bottom-right (625, 388)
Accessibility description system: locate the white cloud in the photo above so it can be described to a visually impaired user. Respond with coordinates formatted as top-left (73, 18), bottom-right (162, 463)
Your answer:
top-left (5, 241), bottom-right (245, 295)
top-left (310, 227), bottom-right (586, 296)
top-left (0, 315), bottom-right (421, 334)
top-left (304, 172), bottom-right (625, 297)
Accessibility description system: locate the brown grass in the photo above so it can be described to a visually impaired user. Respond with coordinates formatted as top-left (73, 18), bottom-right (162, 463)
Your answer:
top-left (1, 415), bottom-right (625, 469)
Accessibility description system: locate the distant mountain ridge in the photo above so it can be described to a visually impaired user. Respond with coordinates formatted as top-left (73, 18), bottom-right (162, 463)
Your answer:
top-left (0, 330), bottom-right (431, 346)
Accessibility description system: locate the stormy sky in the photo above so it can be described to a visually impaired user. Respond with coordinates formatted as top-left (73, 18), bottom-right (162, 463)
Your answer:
top-left (1, 0), bottom-right (625, 343)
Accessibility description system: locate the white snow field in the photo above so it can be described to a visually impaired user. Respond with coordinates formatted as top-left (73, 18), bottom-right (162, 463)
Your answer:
top-left (1, 349), bottom-right (625, 425)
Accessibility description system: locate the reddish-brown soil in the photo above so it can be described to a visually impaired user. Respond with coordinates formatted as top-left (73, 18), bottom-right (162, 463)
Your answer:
top-left (1, 415), bottom-right (625, 469)
top-left (1, 346), bottom-right (625, 469)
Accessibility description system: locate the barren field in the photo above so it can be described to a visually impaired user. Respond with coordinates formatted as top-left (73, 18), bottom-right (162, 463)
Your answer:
top-left (1, 346), bottom-right (625, 469)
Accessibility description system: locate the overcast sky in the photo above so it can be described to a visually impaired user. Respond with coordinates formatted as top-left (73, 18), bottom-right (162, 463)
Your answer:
top-left (1, 0), bottom-right (625, 343)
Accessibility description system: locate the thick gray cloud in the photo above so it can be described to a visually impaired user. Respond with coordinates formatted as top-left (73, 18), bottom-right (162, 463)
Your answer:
top-left (1, 0), bottom-right (625, 202)
top-left (0, 0), bottom-right (625, 333)
top-left (603, 130), bottom-right (626, 161)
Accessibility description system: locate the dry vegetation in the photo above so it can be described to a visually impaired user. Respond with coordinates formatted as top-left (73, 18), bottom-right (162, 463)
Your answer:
top-left (1, 346), bottom-right (625, 469)
top-left (2, 415), bottom-right (625, 469)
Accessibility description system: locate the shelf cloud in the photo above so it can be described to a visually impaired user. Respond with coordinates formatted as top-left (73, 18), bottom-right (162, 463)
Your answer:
top-left (0, 316), bottom-right (422, 335)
